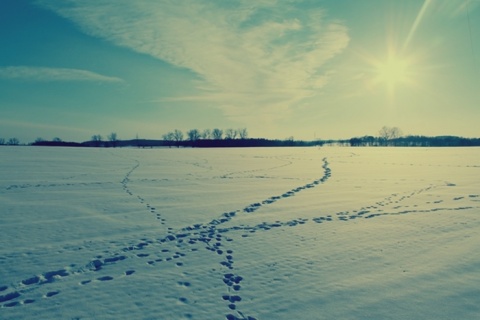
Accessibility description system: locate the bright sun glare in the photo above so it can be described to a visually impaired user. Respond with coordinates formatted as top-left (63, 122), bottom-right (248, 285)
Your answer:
top-left (364, 0), bottom-right (433, 98)
top-left (376, 55), bottom-right (409, 87)
top-left (366, 49), bottom-right (416, 97)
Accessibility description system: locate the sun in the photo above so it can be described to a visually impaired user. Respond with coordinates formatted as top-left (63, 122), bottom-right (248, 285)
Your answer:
top-left (354, 0), bottom-right (432, 102)
top-left (370, 50), bottom-right (416, 97)
top-left (376, 55), bottom-right (409, 87)
top-left (354, 45), bottom-right (421, 102)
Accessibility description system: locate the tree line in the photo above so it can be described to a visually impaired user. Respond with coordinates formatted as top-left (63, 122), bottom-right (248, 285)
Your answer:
top-left (6, 125), bottom-right (480, 148)
top-left (161, 128), bottom-right (249, 147)
top-left (162, 128), bottom-right (249, 142)
top-left (348, 126), bottom-right (480, 147)
top-left (0, 137), bottom-right (20, 145)
top-left (349, 135), bottom-right (480, 147)
top-left (27, 127), bottom-right (324, 148)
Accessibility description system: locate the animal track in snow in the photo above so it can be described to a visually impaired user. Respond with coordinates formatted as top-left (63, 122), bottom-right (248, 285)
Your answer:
top-left (4, 154), bottom-right (478, 319)
top-left (0, 156), bottom-right (327, 318)
top-left (4, 181), bottom-right (114, 191)
top-left (218, 155), bottom-right (294, 180)
top-left (311, 185), bottom-right (479, 223)
top-left (120, 159), bottom-right (169, 225)
top-left (241, 158), bottom-right (331, 214)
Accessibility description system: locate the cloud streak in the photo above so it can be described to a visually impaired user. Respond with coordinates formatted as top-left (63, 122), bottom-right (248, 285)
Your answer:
top-left (38, 0), bottom-right (349, 121)
top-left (0, 66), bottom-right (123, 83)
top-left (429, 0), bottom-right (480, 18)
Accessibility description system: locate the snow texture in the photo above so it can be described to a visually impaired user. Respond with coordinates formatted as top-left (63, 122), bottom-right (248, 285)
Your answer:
top-left (1, 146), bottom-right (479, 319)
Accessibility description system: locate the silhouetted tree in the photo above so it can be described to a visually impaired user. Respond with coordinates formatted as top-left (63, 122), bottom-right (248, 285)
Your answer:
top-left (202, 129), bottom-right (211, 140)
top-left (224, 128), bottom-right (237, 140)
top-left (162, 132), bottom-right (174, 148)
top-left (238, 128), bottom-right (248, 139)
top-left (162, 132), bottom-right (173, 141)
top-left (187, 129), bottom-right (201, 142)
top-left (91, 134), bottom-right (103, 147)
top-left (173, 129), bottom-right (183, 147)
top-left (350, 135), bottom-right (377, 147)
top-left (379, 126), bottom-right (402, 146)
top-left (350, 137), bottom-right (362, 147)
top-left (7, 137), bottom-right (20, 145)
top-left (0, 138), bottom-right (4, 145)
top-left (52, 137), bottom-right (62, 142)
top-left (108, 132), bottom-right (118, 148)
top-left (363, 136), bottom-right (376, 146)
top-left (187, 129), bottom-right (201, 147)
top-left (212, 128), bottom-right (223, 140)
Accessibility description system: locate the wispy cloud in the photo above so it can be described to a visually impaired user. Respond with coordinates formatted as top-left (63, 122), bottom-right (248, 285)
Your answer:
top-left (0, 118), bottom-right (92, 133)
top-left (38, 0), bottom-right (349, 121)
top-left (429, 0), bottom-right (480, 18)
top-left (0, 66), bottom-right (123, 83)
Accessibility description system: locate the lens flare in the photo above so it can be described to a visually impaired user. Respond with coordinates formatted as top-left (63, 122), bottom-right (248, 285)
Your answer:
top-left (359, 0), bottom-right (433, 100)
top-left (373, 51), bottom-right (413, 95)
top-left (377, 55), bottom-right (408, 85)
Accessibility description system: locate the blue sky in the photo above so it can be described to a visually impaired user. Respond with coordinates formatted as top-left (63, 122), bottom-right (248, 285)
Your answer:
top-left (1, 0), bottom-right (479, 143)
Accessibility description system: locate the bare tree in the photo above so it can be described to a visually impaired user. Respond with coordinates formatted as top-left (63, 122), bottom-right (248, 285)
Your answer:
top-left (91, 134), bottom-right (103, 147)
top-left (379, 126), bottom-right (403, 146)
top-left (186, 129), bottom-right (200, 147)
top-left (162, 132), bottom-right (175, 148)
top-left (162, 132), bottom-right (173, 141)
top-left (108, 132), bottom-right (118, 148)
top-left (201, 129), bottom-right (211, 140)
top-left (187, 129), bottom-right (201, 141)
top-left (52, 137), bottom-right (62, 142)
top-left (392, 127), bottom-right (402, 139)
top-left (238, 128), bottom-right (248, 139)
top-left (162, 132), bottom-right (174, 141)
top-left (173, 129), bottom-right (184, 147)
top-left (224, 128), bottom-right (237, 140)
top-left (0, 138), bottom-right (7, 145)
top-left (212, 128), bottom-right (223, 140)
top-left (7, 137), bottom-right (20, 145)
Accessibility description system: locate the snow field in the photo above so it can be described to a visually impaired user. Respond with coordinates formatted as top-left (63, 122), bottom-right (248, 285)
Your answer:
top-left (1, 146), bottom-right (479, 319)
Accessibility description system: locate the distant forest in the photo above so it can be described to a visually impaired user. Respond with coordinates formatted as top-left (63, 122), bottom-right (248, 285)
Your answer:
top-left (3, 126), bottom-right (480, 148)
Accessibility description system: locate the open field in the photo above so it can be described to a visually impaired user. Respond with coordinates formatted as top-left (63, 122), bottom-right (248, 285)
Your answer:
top-left (1, 146), bottom-right (479, 319)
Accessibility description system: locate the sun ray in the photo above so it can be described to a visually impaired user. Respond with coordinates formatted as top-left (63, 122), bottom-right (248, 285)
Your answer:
top-left (355, 0), bottom-right (436, 102)
top-left (402, 0), bottom-right (432, 52)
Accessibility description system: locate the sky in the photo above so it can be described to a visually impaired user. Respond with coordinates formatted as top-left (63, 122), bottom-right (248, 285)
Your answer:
top-left (0, 0), bottom-right (479, 143)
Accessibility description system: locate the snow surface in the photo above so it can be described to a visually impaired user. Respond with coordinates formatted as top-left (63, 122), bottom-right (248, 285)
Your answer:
top-left (1, 146), bottom-right (479, 320)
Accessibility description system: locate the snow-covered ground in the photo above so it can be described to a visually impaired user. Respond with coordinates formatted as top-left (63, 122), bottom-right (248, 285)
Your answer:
top-left (1, 146), bottom-right (479, 320)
